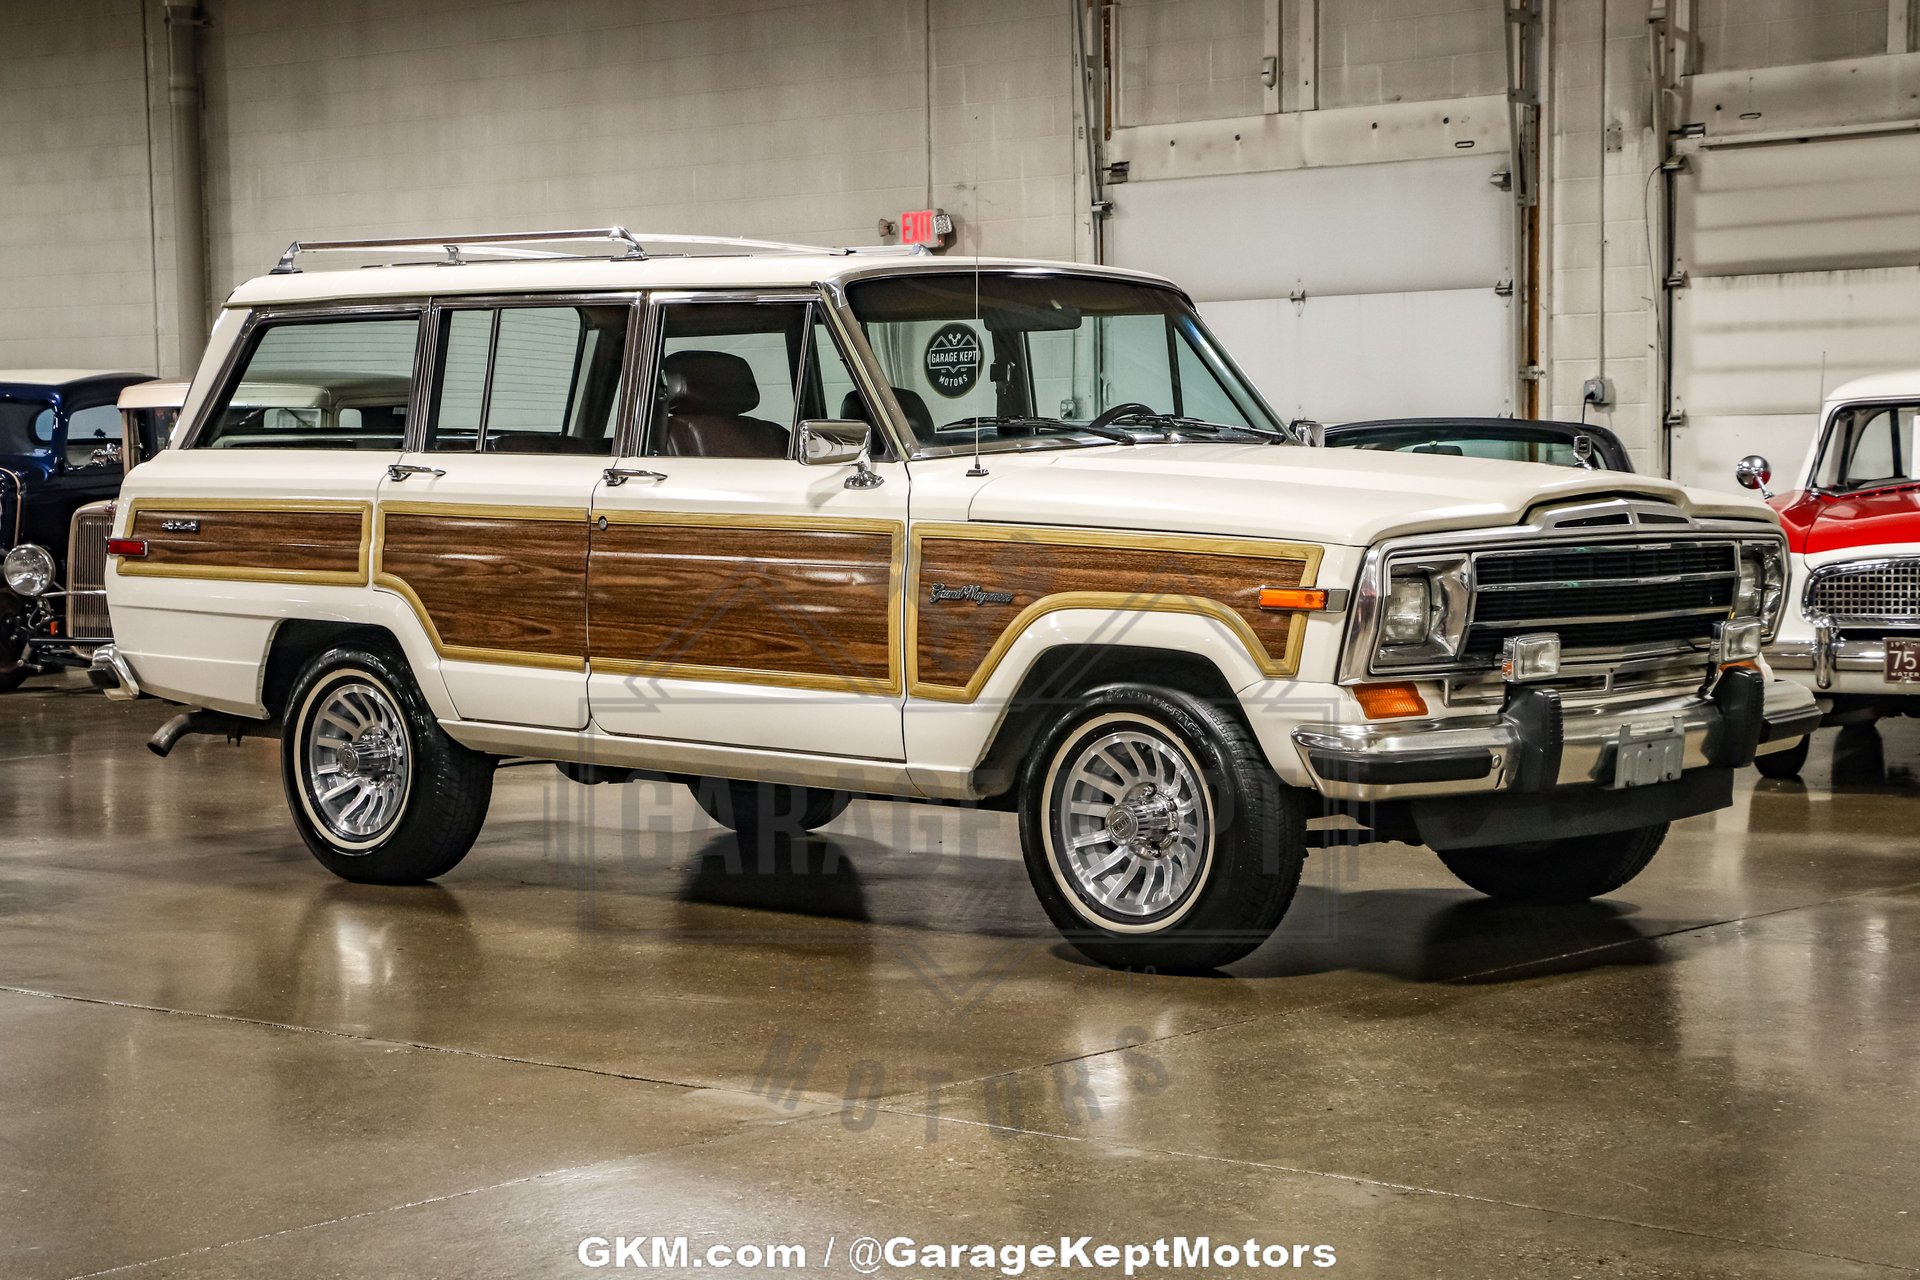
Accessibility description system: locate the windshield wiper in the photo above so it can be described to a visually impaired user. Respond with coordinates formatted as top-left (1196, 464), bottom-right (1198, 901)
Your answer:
top-left (1105, 412), bottom-right (1288, 443)
top-left (949, 415), bottom-right (1137, 445)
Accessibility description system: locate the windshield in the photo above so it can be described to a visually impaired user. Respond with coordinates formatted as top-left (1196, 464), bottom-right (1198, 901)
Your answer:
top-left (844, 272), bottom-right (1282, 454)
top-left (0, 397), bottom-right (57, 457)
top-left (1329, 423), bottom-right (1615, 468)
top-left (1815, 402), bottom-right (1919, 492)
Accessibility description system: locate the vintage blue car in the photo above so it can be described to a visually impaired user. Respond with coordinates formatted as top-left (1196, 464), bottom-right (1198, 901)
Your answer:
top-left (1, 369), bottom-right (158, 690)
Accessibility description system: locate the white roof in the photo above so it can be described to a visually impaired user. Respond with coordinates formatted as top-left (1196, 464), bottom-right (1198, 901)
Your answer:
top-left (0, 369), bottom-right (150, 387)
top-left (1824, 369), bottom-right (1920, 405)
top-left (225, 252), bottom-right (1171, 308)
top-left (117, 379), bottom-right (191, 409)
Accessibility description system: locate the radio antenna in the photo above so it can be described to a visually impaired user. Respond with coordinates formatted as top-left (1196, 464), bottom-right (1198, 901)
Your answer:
top-left (967, 210), bottom-right (987, 477)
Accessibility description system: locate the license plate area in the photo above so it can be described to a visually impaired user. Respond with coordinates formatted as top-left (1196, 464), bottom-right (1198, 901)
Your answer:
top-left (1608, 722), bottom-right (1686, 790)
top-left (1885, 637), bottom-right (1920, 683)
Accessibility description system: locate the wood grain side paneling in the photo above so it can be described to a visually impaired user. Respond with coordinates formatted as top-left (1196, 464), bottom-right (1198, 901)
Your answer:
top-left (121, 504), bottom-right (368, 582)
top-left (589, 519), bottom-right (897, 690)
top-left (378, 512), bottom-right (589, 663)
top-left (910, 529), bottom-right (1316, 697)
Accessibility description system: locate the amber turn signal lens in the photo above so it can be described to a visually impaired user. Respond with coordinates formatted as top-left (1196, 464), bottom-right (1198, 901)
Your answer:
top-left (1257, 586), bottom-right (1328, 611)
top-left (1354, 681), bottom-right (1428, 719)
top-left (106, 538), bottom-right (148, 558)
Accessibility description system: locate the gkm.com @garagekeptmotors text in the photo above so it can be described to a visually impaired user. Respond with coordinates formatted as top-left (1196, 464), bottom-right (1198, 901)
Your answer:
top-left (577, 1233), bottom-right (1340, 1274)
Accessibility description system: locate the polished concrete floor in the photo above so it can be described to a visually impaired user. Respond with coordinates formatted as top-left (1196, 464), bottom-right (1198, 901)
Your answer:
top-left (2, 673), bottom-right (1918, 1278)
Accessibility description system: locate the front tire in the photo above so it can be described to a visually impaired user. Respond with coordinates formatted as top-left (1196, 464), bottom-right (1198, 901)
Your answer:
top-left (1018, 684), bottom-right (1305, 973)
top-left (1753, 734), bottom-right (1812, 779)
top-left (282, 644), bottom-right (494, 884)
top-left (0, 599), bottom-right (30, 692)
top-left (1437, 822), bottom-right (1669, 904)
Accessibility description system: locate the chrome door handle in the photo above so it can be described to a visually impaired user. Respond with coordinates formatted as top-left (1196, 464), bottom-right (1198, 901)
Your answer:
top-left (603, 467), bottom-right (667, 487)
top-left (386, 463), bottom-right (446, 481)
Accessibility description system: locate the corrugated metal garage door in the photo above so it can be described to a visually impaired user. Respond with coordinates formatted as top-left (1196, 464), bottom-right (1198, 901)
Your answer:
top-left (1668, 132), bottom-right (1920, 491)
top-left (1104, 153), bottom-right (1515, 423)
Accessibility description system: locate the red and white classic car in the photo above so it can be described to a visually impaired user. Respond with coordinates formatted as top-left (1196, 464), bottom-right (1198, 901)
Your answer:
top-left (1739, 371), bottom-right (1920, 776)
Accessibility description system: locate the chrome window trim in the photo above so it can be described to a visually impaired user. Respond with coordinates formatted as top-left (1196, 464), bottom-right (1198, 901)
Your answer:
top-left (828, 266), bottom-right (1290, 459)
top-left (414, 291), bottom-right (643, 454)
top-left (1336, 512), bottom-right (1788, 684)
top-left (1801, 554), bottom-right (1920, 627)
top-left (629, 288), bottom-right (911, 463)
top-left (181, 300), bottom-right (431, 451)
top-left (1807, 397), bottom-right (1920, 494)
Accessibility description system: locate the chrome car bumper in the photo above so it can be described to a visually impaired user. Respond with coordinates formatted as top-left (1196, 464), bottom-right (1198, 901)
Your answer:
top-left (1293, 673), bottom-right (1820, 804)
top-left (1769, 631), bottom-right (1920, 691)
top-left (89, 643), bottom-right (142, 700)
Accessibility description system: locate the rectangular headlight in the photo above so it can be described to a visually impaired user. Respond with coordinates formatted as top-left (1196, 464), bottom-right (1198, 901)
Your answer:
top-left (1383, 573), bottom-right (1432, 644)
top-left (1373, 554), bottom-right (1470, 668)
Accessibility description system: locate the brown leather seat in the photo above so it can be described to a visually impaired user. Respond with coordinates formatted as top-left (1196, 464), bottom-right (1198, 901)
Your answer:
top-left (840, 386), bottom-right (933, 440)
top-left (659, 350), bottom-right (789, 459)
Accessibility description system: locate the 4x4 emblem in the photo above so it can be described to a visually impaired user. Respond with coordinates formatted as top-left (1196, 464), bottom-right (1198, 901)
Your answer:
top-left (928, 583), bottom-right (1013, 605)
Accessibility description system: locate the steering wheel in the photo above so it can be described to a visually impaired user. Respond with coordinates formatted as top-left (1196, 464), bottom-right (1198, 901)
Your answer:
top-left (1086, 402), bottom-right (1156, 433)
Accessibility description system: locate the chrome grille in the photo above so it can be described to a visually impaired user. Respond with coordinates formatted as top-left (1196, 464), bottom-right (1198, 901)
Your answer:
top-left (65, 507), bottom-right (113, 641)
top-left (1805, 558), bottom-right (1920, 625)
top-left (1464, 541), bottom-right (1737, 661)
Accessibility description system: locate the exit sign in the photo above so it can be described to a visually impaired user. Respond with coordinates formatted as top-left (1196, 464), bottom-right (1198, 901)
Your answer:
top-left (900, 208), bottom-right (953, 249)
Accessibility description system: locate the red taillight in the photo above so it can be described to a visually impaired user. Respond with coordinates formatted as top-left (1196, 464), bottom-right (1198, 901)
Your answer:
top-left (106, 538), bottom-right (148, 558)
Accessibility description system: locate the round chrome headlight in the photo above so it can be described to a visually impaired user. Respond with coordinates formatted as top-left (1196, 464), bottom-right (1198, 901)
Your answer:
top-left (3, 544), bottom-right (55, 598)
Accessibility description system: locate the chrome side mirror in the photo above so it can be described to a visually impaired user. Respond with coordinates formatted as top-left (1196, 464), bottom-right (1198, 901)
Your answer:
top-left (797, 419), bottom-right (883, 489)
top-left (1734, 454), bottom-right (1773, 499)
top-left (1572, 433), bottom-right (1595, 469)
top-left (1294, 419), bottom-right (1326, 447)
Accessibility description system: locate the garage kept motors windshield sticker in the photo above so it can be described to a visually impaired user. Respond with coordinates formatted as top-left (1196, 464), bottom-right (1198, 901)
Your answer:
top-left (924, 324), bottom-right (982, 398)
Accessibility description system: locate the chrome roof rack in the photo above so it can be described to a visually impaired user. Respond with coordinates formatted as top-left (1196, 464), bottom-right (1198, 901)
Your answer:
top-left (270, 226), bottom-right (930, 274)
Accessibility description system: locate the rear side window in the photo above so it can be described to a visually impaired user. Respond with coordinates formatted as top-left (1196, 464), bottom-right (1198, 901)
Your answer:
top-left (428, 303), bottom-right (631, 455)
top-left (196, 315), bottom-right (420, 450)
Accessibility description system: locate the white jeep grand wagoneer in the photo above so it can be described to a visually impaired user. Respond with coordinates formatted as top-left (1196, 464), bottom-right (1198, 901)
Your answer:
top-left (98, 228), bottom-right (1817, 971)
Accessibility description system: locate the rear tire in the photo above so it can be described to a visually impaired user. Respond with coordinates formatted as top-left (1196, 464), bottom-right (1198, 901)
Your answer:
top-left (1437, 822), bottom-right (1668, 904)
top-left (1753, 734), bottom-right (1811, 779)
top-left (691, 779), bottom-right (851, 841)
top-left (282, 643), bottom-right (494, 884)
top-left (1018, 683), bottom-right (1304, 973)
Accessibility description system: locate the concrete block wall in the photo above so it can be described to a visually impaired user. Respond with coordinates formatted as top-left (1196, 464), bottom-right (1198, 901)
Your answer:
top-left (201, 0), bottom-right (934, 296)
top-left (1695, 0), bottom-right (1891, 72)
top-left (928, 0), bottom-right (1078, 259)
top-left (1111, 0), bottom-right (1266, 126)
top-left (1, 0), bottom-right (1080, 373)
top-left (0, 0), bottom-right (175, 374)
top-left (1546, 0), bottom-right (1661, 470)
top-left (1318, 0), bottom-right (1506, 109)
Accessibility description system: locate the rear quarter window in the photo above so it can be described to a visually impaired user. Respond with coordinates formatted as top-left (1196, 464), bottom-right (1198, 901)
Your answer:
top-left (196, 315), bottom-right (419, 450)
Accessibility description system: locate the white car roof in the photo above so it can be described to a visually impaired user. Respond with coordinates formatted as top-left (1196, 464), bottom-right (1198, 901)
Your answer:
top-left (0, 369), bottom-right (149, 386)
top-left (1824, 369), bottom-right (1920, 406)
top-left (117, 379), bottom-right (192, 409)
top-left (224, 252), bottom-right (1173, 309)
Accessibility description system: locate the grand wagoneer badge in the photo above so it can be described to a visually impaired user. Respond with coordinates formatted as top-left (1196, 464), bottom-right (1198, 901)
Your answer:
top-left (928, 582), bottom-right (1013, 605)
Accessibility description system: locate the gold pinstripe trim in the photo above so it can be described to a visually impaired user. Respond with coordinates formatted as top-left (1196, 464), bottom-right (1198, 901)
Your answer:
top-left (905, 522), bottom-right (1325, 703)
top-left (373, 501), bottom-right (589, 672)
top-left (114, 498), bottom-right (373, 586)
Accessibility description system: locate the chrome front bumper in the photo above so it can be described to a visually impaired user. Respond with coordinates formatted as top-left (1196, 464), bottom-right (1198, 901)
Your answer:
top-left (1769, 628), bottom-right (1920, 691)
top-left (1293, 674), bottom-right (1821, 803)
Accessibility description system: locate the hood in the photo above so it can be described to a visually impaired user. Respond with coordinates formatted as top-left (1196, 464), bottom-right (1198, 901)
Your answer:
top-left (962, 443), bottom-right (1772, 546)
top-left (1773, 484), bottom-right (1920, 556)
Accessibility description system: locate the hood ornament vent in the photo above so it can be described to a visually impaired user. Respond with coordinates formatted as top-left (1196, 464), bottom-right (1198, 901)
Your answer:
top-left (1530, 496), bottom-right (1696, 532)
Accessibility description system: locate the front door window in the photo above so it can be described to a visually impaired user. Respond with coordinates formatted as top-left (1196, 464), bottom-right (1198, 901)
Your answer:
top-left (1816, 403), bottom-right (1920, 491)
